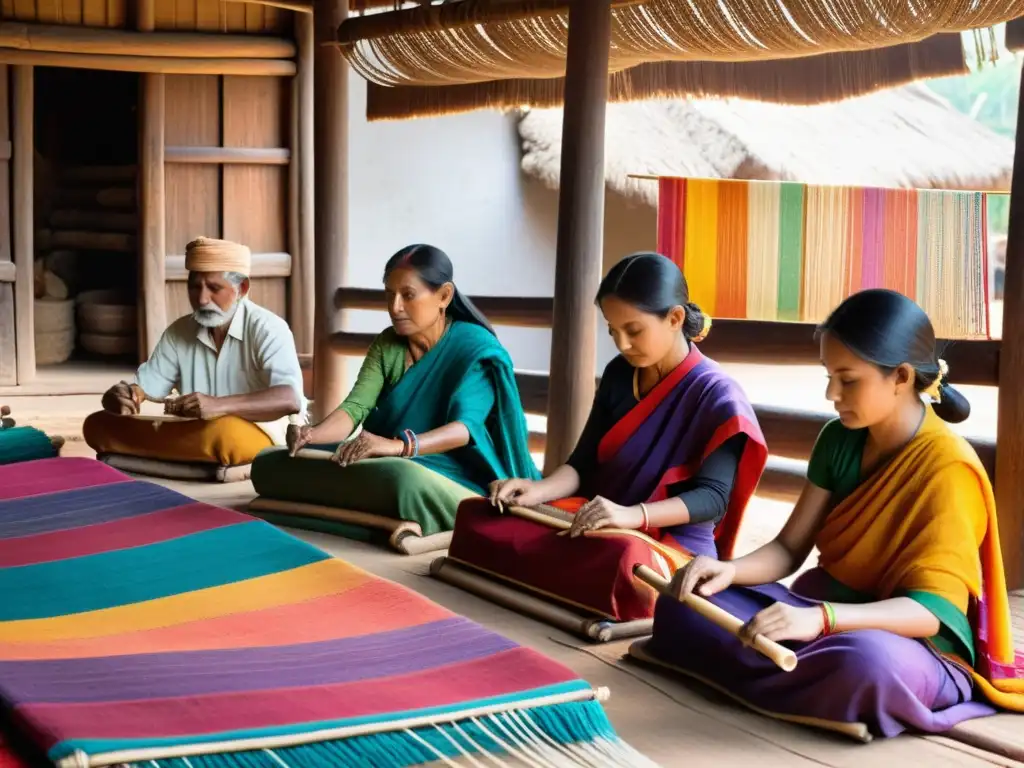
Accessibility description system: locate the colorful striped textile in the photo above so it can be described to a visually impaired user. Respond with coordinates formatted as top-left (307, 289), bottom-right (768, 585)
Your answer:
top-left (656, 177), bottom-right (991, 339)
top-left (0, 458), bottom-right (650, 768)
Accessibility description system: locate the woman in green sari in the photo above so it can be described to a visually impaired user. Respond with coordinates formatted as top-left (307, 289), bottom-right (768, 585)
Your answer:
top-left (248, 244), bottom-right (539, 553)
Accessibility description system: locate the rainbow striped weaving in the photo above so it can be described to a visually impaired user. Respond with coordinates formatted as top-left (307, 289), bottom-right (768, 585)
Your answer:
top-left (0, 458), bottom-right (649, 768)
top-left (657, 177), bottom-right (991, 339)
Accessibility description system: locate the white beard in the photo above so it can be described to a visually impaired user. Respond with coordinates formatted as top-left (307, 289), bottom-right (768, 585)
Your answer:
top-left (193, 297), bottom-right (240, 328)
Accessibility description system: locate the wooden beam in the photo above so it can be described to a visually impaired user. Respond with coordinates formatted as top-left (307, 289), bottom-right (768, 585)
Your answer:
top-left (312, 0), bottom-right (350, 421)
top-left (228, 0), bottom-right (312, 13)
top-left (698, 319), bottom-right (998, 387)
top-left (165, 146), bottom-right (291, 165)
top-left (0, 261), bottom-right (13, 282)
top-left (0, 21), bottom-right (296, 58)
top-left (0, 49), bottom-right (296, 76)
top-left (544, 0), bottom-right (611, 473)
top-left (333, 287), bottom-right (553, 328)
top-left (292, 11), bottom-right (315, 355)
top-left (995, 62), bottom-right (1024, 591)
top-left (165, 252), bottom-right (292, 280)
top-left (328, 289), bottom-right (997, 385)
top-left (12, 66), bottom-right (32, 385)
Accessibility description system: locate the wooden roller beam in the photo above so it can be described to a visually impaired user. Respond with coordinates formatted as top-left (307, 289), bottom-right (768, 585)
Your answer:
top-left (334, 287), bottom-right (553, 328)
top-left (165, 146), bottom-right (291, 165)
top-left (0, 48), bottom-right (296, 76)
top-left (0, 261), bottom-right (14, 283)
top-left (0, 21), bottom-right (296, 58)
top-left (165, 252), bottom-right (292, 280)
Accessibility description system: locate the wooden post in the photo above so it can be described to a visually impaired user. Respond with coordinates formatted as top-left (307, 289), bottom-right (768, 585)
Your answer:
top-left (311, 0), bottom-right (348, 422)
top-left (542, 0), bottom-right (611, 472)
top-left (138, 0), bottom-right (166, 359)
top-left (288, 11), bottom-right (314, 356)
top-left (995, 63), bottom-right (1024, 592)
top-left (11, 65), bottom-right (33, 384)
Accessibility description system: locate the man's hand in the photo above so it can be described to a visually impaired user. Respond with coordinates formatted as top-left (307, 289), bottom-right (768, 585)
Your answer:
top-left (164, 392), bottom-right (221, 419)
top-left (102, 383), bottom-right (139, 415)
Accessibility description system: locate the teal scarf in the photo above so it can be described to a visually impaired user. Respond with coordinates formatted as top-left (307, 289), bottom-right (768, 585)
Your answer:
top-left (364, 321), bottom-right (540, 493)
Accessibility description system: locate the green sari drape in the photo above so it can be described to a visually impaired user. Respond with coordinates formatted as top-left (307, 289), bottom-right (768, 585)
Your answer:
top-left (251, 321), bottom-right (539, 537)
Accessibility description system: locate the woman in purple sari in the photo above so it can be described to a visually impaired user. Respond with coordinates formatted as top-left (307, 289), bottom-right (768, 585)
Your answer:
top-left (440, 253), bottom-right (768, 630)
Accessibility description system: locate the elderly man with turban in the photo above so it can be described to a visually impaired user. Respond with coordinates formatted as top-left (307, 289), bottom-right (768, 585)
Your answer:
top-left (83, 237), bottom-right (306, 481)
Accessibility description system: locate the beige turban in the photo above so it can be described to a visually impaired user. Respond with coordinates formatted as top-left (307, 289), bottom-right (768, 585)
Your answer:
top-left (184, 237), bottom-right (251, 276)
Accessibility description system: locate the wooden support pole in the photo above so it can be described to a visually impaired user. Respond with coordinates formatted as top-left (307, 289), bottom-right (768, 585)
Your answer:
top-left (290, 11), bottom-right (315, 355)
top-left (312, 0), bottom-right (349, 421)
top-left (995, 63), bottom-right (1024, 591)
top-left (543, 0), bottom-right (611, 472)
top-left (138, 0), bottom-right (167, 360)
top-left (11, 65), bottom-right (33, 384)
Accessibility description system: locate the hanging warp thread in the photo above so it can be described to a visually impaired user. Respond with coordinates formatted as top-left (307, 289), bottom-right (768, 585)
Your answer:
top-left (656, 177), bottom-right (991, 339)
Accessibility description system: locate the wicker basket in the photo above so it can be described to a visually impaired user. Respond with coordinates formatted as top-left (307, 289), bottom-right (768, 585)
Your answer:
top-left (35, 329), bottom-right (75, 365)
top-left (80, 332), bottom-right (135, 356)
top-left (35, 297), bottom-right (75, 334)
top-left (77, 289), bottom-right (137, 335)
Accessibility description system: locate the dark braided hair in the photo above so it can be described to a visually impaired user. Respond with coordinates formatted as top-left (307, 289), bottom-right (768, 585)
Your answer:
top-left (383, 244), bottom-right (495, 335)
top-left (595, 252), bottom-right (708, 342)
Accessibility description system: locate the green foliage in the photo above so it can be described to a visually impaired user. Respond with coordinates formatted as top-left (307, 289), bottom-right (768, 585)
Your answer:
top-left (924, 50), bottom-right (1020, 234)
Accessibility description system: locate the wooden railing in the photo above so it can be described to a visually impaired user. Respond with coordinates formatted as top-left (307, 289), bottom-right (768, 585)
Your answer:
top-left (332, 288), bottom-right (999, 386)
top-left (315, 311), bottom-right (999, 502)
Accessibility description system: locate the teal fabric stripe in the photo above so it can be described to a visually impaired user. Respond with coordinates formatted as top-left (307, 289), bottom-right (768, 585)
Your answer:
top-left (49, 680), bottom-right (594, 760)
top-left (0, 521), bottom-right (330, 621)
top-left (776, 182), bottom-right (805, 321)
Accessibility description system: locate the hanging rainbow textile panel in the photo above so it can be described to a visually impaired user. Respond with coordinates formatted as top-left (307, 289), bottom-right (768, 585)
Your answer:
top-left (656, 178), bottom-right (991, 339)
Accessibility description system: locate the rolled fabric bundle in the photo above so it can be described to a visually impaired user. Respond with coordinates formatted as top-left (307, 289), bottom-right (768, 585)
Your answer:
top-left (184, 236), bottom-right (251, 276)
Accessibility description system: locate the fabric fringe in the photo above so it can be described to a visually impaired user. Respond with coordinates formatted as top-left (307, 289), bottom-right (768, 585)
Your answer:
top-left (340, 0), bottom-right (1018, 90)
top-left (363, 35), bottom-right (967, 121)
top-left (118, 700), bottom-right (656, 768)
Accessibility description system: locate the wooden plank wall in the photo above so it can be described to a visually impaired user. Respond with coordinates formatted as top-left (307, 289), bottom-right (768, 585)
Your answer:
top-left (163, 74), bottom-right (289, 321)
top-left (0, 65), bottom-right (15, 385)
top-left (0, 0), bottom-right (289, 33)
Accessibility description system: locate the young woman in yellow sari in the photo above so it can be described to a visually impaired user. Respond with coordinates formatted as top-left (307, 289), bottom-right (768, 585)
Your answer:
top-left (638, 289), bottom-right (1023, 739)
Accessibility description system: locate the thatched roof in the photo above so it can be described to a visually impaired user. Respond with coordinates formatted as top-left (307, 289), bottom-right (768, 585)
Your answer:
top-left (518, 83), bottom-right (1015, 205)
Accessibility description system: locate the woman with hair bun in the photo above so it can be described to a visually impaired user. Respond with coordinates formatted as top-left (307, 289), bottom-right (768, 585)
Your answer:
top-left (441, 253), bottom-right (768, 635)
top-left (640, 288), bottom-right (1024, 737)
top-left (249, 244), bottom-right (538, 553)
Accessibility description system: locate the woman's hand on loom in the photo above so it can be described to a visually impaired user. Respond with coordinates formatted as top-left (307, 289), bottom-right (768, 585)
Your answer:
top-left (739, 603), bottom-right (825, 644)
top-left (332, 430), bottom-right (404, 467)
top-left (287, 424), bottom-right (314, 456)
top-left (669, 556), bottom-right (736, 600)
top-left (488, 478), bottom-right (546, 508)
top-left (567, 497), bottom-right (643, 538)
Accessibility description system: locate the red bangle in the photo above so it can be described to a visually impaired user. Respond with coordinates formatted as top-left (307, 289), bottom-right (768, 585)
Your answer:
top-left (819, 603), bottom-right (832, 637)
